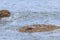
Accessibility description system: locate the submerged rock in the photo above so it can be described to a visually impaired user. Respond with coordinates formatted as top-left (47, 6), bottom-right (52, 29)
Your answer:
top-left (18, 24), bottom-right (60, 32)
top-left (0, 10), bottom-right (10, 18)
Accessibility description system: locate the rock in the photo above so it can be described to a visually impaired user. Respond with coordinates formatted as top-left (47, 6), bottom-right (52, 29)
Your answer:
top-left (0, 10), bottom-right (10, 18)
top-left (18, 24), bottom-right (60, 32)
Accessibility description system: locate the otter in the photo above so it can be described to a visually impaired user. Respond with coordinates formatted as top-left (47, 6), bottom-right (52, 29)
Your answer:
top-left (18, 24), bottom-right (60, 32)
top-left (0, 10), bottom-right (10, 18)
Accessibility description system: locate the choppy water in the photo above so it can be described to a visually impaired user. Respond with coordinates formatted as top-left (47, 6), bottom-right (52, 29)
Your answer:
top-left (0, 12), bottom-right (60, 40)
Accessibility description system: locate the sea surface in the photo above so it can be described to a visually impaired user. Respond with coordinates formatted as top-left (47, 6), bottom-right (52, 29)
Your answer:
top-left (0, 0), bottom-right (60, 40)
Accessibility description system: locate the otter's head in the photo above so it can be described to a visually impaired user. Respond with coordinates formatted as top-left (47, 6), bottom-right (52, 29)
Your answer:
top-left (0, 10), bottom-right (10, 18)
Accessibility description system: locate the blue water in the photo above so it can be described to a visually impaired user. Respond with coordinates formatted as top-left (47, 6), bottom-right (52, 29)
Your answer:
top-left (0, 0), bottom-right (60, 40)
